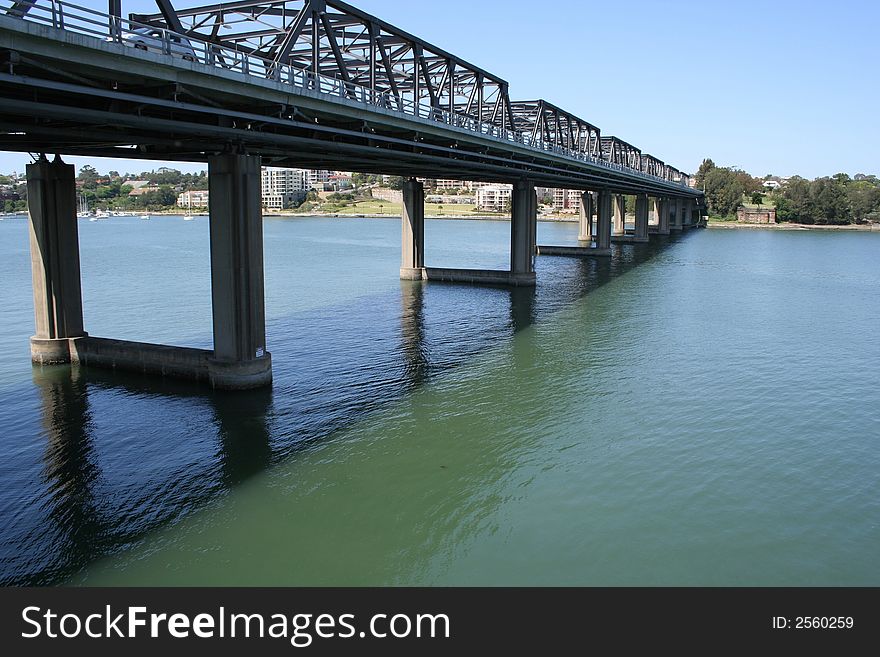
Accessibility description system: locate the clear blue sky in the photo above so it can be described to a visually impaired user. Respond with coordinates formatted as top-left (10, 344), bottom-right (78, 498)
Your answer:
top-left (2, 0), bottom-right (877, 178)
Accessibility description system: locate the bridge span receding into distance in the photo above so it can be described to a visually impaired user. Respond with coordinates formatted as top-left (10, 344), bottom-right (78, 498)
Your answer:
top-left (0, 0), bottom-right (706, 389)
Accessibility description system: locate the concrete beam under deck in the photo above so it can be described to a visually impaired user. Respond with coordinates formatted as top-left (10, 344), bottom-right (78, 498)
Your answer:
top-left (536, 245), bottom-right (612, 257)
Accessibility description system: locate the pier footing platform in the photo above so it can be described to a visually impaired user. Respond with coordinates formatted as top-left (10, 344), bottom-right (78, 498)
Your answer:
top-left (536, 245), bottom-right (612, 257)
top-left (31, 336), bottom-right (272, 390)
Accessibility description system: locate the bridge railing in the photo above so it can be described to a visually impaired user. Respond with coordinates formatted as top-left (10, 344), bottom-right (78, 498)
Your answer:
top-left (3, 0), bottom-right (691, 190)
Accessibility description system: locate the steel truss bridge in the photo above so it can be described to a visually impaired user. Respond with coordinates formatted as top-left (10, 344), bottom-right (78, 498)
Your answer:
top-left (0, 0), bottom-right (702, 197)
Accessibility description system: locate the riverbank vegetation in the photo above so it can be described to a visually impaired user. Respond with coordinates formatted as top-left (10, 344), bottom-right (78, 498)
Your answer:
top-left (6, 161), bottom-right (879, 225)
top-left (697, 159), bottom-right (880, 225)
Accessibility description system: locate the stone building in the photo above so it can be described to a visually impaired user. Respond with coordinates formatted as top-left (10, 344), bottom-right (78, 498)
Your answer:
top-left (736, 206), bottom-right (776, 223)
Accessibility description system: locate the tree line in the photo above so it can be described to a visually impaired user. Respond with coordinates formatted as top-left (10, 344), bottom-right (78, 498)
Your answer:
top-left (74, 165), bottom-right (209, 211)
top-left (775, 174), bottom-right (880, 224)
top-left (695, 158), bottom-right (880, 224)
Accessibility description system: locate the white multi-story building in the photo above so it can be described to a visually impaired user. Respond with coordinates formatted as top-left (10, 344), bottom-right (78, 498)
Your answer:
top-left (470, 181), bottom-right (495, 191)
top-left (475, 184), bottom-right (512, 212)
top-left (262, 167), bottom-right (307, 196)
top-left (177, 189), bottom-right (209, 208)
top-left (261, 167), bottom-right (308, 209)
top-left (433, 179), bottom-right (473, 191)
top-left (306, 169), bottom-right (331, 189)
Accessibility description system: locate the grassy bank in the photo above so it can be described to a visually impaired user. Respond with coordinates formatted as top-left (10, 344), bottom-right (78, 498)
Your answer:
top-left (707, 220), bottom-right (879, 231)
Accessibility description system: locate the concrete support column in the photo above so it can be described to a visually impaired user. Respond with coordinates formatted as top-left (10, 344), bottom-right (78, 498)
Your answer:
top-left (657, 197), bottom-right (670, 235)
top-left (510, 180), bottom-right (537, 281)
top-left (577, 191), bottom-right (593, 243)
top-left (613, 194), bottom-right (626, 235)
top-left (596, 189), bottom-right (612, 251)
top-left (672, 198), bottom-right (684, 231)
top-left (683, 199), bottom-right (694, 226)
top-left (27, 155), bottom-right (86, 364)
top-left (635, 193), bottom-right (649, 242)
top-left (207, 153), bottom-right (272, 389)
top-left (399, 178), bottom-right (425, 280)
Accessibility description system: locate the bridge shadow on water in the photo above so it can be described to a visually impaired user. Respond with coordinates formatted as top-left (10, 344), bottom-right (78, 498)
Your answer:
top-left (4, 232), bottom-right (695, 585)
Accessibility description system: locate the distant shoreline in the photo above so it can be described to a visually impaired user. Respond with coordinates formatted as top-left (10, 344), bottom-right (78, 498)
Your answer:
top-left (707, 221), bottom-right (879, 232)
top-left (4, 211), bottom-right (580, 223)
top-left (264, 212), bottom-right (579, 223)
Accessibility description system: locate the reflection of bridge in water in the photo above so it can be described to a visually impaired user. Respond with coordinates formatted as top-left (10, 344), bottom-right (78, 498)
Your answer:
top-left (11, 239), bottom-right (673, 584)
top-left (1, 0), bottom-right (705, 389)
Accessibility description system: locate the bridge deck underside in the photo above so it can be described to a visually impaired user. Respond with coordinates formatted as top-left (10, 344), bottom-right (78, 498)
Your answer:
top-left (0, 19), bottom-right (702, 198)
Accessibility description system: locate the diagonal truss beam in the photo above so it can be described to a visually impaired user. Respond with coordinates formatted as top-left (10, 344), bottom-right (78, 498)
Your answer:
top-left (74, 0), bottom-right (691, 182)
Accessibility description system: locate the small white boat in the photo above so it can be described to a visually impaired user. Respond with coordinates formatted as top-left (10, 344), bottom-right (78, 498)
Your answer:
top-left (89, 216), bottom-right (99, 222)
top-left (140, 214), bottom-right (150, 220)
top-left (183, 214), bottom-right (194, 221)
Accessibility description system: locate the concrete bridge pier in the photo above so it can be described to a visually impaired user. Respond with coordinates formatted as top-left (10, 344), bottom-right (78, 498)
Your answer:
top-left (671, 198), bottom-right (684, 231)
top-left (577, 191), bottom-right (593, 244)
top-left (596, 189), bottom-right (613, 252)
top-left (611, 193), bottom-right (650, 244)
top-left (613, 194), bottom-right (626, 236)
top-left (649, 198), bottom-right (670, 235)
top-left (413, 179), bottom-right (536, 286)
top-left (26, 153), bottom-right (271, 390)
top-left (634, 194), bottom-right (649, 242)
top-left (27, 155), bottom-right (87, 365)
top-left (399, 178), bottom-right (425, 280)
top-left (509, 180), bottom-right (538, 285)
top-left (205, 153), bottom-right (272, 389)
top-left (683, 198), bottom-right (696, 228)
top-left (536, 189), bottom-right (611, 257)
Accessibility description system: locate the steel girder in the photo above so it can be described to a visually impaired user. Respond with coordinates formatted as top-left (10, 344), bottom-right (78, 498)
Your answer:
top-left (130, 0), bottom-right (515, 130)
top-left (640, 153), bottom-right (664, 178)
top-left (507, 99), bottom-right (601, 159)
top-left (600, 136), bottom-right (643, 172)
top-left (1, 0), bottom-right (695, 186)
top-left (664, 164), bottom-right (682, 184)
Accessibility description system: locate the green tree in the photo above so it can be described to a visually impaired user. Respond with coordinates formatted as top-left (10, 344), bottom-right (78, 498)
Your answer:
top-left (811, 177), bottom-right (850, 224)
top-left (775, 176), bottom-right (813, 223)
top-left (734, 169), bottom-right (761, 195)
top-left (695, 158), bottom-right (715, 188)
top-left (77, 165), bottom-right (100, 189)
top-left (846, 181), bottom-right (880, 222)
top-left (750, 191), bottom-right (763, 205)
top-left (386, 176), bottom-right (406, 190)
top-left (703, 167), bottom-right (744, 217)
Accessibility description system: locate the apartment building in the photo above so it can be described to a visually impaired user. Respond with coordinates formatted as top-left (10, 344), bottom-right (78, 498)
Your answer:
top-left (176, 189), bottom-right (209, 208)
top-left (475, 184), bottom-right (512, 212)
top-left (261, 167), bottom-right (308, 209)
